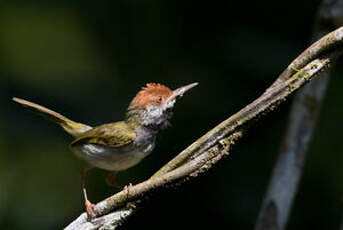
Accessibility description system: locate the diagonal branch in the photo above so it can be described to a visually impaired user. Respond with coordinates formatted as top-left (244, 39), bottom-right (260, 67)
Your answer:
top-left (65, 27), bottom-right (343, 230)
top-left (255, 1), bottom-right (343, 230)
top-left (152, 27), bottom-right (343, 177)
top-left (94, 57), bottom-right (332, 217)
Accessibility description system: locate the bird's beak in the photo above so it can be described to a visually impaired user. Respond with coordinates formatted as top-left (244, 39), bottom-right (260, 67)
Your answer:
top-left (169, 82), bottom-right (199, 101)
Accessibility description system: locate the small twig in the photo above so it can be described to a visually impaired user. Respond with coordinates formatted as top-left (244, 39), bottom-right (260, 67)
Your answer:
top-left (270, 12), bottom-right (343, 89)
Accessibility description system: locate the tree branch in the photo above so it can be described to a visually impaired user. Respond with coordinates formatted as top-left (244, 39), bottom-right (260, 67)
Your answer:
top-left (153, 26), bottom-right (343, 178)
top-left (65, 208), bottom-right (134, 230)
top-left (255, 1), bottom-right (343, 230)
top-left (65, 27), bottom-right (343, 230)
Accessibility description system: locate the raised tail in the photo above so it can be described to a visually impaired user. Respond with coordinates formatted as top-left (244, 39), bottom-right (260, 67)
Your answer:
top-left (13, 97), bottom-right (92, 137)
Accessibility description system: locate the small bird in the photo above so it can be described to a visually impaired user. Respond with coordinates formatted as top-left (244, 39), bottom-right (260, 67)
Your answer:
top-left (13, 82), bottom-right (198, 218)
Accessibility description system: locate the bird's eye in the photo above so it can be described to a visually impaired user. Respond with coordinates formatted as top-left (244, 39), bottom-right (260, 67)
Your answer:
top-left (157, 96), bottom-right (162, 103)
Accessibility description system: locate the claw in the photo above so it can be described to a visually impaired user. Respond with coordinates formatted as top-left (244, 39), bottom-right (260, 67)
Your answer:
top-left (85, 200), bottom-right (95, 219)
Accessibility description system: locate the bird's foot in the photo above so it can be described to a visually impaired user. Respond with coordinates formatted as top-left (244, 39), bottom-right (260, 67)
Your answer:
top-left (85, 200), bottom-right (95, 219)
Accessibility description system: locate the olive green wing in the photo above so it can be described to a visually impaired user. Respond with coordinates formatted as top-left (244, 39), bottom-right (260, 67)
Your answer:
top-left (71, 122), bottom-right (136, 148)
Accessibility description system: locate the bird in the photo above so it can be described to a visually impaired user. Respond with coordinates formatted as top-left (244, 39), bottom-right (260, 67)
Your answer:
top-left (13, 82), bottom-right (198, 218)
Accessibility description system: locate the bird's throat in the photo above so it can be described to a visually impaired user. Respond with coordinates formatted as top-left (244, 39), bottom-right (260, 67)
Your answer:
top-left (125, 107), bottom-right (171, 133)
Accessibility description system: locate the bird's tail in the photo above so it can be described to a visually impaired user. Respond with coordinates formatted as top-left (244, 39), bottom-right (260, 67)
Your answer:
top-left (13, 97), bottom-right (92, 137)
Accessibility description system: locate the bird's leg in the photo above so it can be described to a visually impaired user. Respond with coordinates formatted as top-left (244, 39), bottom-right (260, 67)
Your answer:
top-left (81, 165), bottom-right (95, 219)
top-left (105, 171), bottom-right (120, 188)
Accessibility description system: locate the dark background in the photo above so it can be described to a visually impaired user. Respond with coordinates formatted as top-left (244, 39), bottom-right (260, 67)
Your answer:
top-left (1, 0), bottom-right (343, 229)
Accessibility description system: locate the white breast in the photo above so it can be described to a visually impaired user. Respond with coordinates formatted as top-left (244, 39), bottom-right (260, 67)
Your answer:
top-left (71, 140), bottom-right (155, 171)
